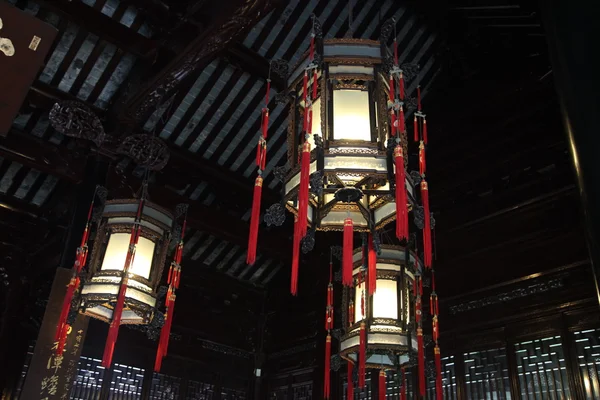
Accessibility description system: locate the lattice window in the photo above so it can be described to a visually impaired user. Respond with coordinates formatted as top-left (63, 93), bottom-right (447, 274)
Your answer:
top-left (427, 355), bottom-right (459, 400)
top-left (515, 336), bottom-right (571, 399)
top-left (108, 363), bottom-right (145, 399)
top-left (269, 386), bottom-right (288, 399)
top-left (574, 328), bottom-right (600, 399)
top-left (70, 356), bottom-right (106, 399)
top-left (186, 380), bottom-right (215, 399)
top-left (386, 368), bottom-right (414, 399)
top-left (342, 373), bottom-right (373, 399)
top-left (149, 372), bottom-right (181, 400)
top-left (221, 387), bottom-right (247, 400)
top-left (463, 348), bottom-right (511, 400)
top-left (291, 382), bottom-right (313, 400)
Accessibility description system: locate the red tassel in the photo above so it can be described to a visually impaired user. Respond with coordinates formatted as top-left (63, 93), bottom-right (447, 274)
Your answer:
top-left (368, 234), bottom-right (376, 295)
top-left (394, 146), bottom-right (408, 241)
top-left (390, 111), bottom-right (397, 137)
top-left (418, 328), bottom-right (425, 396)
top-left (343, 218), bottom-right (354, 287)
top-left (302, 72), bottom-right (309, 132)
top-left (400, 368), bottom-right (406, 400)
top-left (435, 346), bottom-right (443, 400)
top-left (310, 35), bottom-right (315, 61)
top-left (297, 142), bottom-right (311, 237)
top-left (347, 362), bottom-right (354, 400)
top-left (389, 75), bottom-right (394, 102)
top-left (247, 177), bottom-right (263, 265)
top-left (379, 370), bottom-right (386, 400)
top-left (419, 142), bottom-right (426, 176)
top-left (398, 106), bottom-right (405, 133)
top-left (359, 322), bottom-right (366, 389)
top-left (155, 293), bottom-right (176, 372)
top-left (421, 181), bottom-right (432, 268)
top-left (262, 108), bottom-right (269, 140)
top-left (55, 277), bottom-right (78, 354)
top-left (324, 334), bottom-right (331, 399)
top-left (291, 217), bottom-right (300, 295)
top-left (417, 86), bottom-right (422, 111)
top-left (312, 70), bottom-right (318, 100)
top-left (423, 118), bottom-right (428, 145)
top-left (399, 71), bottom-right (405, 100)
top-left (413, 115), bottom-right (418, 142)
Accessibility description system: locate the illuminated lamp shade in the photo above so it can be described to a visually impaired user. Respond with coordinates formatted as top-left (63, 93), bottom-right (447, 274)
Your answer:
top-left (333, 89), bottom-right (371, 141)
top-left (79, 199), bottom-right (174, 325)
top-left (341, 245), bottom-right (420, 370)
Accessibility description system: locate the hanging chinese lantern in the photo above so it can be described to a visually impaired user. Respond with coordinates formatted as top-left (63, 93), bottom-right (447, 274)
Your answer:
top-left (273, 19), bottom-right (419, 296)
top-left (53, 183), bottom-right (189, 370)
top-left (339, 245), bottom-right (421, 390)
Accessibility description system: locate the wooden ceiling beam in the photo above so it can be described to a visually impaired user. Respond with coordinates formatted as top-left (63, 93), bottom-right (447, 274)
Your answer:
top-left (225, 42), bottom-right (287, 90)
top-left (120, 0), bottom-right (281, 123)
top-left (34, 0), bottom-right (157, 58)
top-left (0, 130), bottom-right (86, 183)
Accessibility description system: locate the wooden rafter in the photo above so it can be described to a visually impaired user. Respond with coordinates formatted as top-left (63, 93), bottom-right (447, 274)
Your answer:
top-left (120, 0), bottom-right (281, 123)
top-left (34, 0), bottom-right (157, 58)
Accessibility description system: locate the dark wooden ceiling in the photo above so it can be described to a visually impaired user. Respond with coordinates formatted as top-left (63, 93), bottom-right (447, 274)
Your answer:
top-left (0, 0), bottom-right (589, 353)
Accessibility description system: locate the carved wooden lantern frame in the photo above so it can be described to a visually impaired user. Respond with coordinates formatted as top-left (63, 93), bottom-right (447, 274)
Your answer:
top-left (283, 38), bottom-right (416, 233)
top-left (79, 199), bottom-right (174, 325)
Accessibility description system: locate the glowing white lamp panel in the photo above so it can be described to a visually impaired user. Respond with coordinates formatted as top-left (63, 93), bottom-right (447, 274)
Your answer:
top-left (333, 90), bottom-right (371, 141)
top-left (373, 279), bottom-right (398, 319)
top-left (101, 233), bottom-right (155, 279)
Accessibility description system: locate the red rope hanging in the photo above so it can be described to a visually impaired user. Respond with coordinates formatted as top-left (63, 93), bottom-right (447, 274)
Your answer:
top-left (421, 180), bottom-right (432, 268)
top-left (343, 218), bottom-right (354, 287)
top-left (379, 370), bottom-right (386, 400)
top-left (394, 146), bottom-right (408, 241)
top-left (423, 117), bottom-right (428, 145)
top-left (247, 176), bottom-right (263, 265)
top-left (417, 327), bottom-right (425, 397)
top-left (55, 190), bottom-right (97, 355)
top-left (400, 367), bottom-right (407, 400)
top-left (324, 334), bottom-right (331, 399)
top-left (291, 216), bottom-right (301, 295)
top-left (359, 321), bottom-right (366, 389)
top-left (347, 362), bottom-right (354, 400)
top-left (248, 77), bottom-right (270, 265)
top-left (102, 196), bottom-right (145, 368)
top-left (414, 115), bottom-right (419, 142)
top-left (367, 234), bottom-right (376, 295)
top-left (419, 141), bottom-right (426, 176)
top-left (155, 217), bottom-right (187, 372)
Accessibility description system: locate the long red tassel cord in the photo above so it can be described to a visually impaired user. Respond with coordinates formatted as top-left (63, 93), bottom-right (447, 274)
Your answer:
top-left (155, 216), bottom-right (187, 372)
top-left (324, 258), bottom-right (333, 399)
top-left (359, 321), bottom-right (366, 389)
top-left (347, 362), bottom-right (354, 399)
top-left (343, 218), bottom-right (354, 287)
top-left (421, 180), bottom-right (432, 269)
top-left (394, 146), bottom-right (408, 241)
top-left (102, 195), bottom-right (145, 368)
top-left (400, 367), bottom-right (407, 400)
top-left (55, 190), bottom-right (97, 355)
top-left (247, 78), bottom-right (270, 265)
top-left (367, 234), bottom-right (376, 295)
top-left (297, 33), bottom-right (318, 239)
top-left (415, 272), bottom-right (425, 397)
top-left (379, 370), bottom-right (386, 400)
top-left (431, 270), bottom-right (443, 399)
top-left (291, 216), bottom-right (300, 295)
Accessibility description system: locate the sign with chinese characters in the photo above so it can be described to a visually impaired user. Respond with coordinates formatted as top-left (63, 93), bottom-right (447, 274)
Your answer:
top-left (21, 268), bottom-right (89, 399)
top-left (0, 2), bottom-right (57, 136)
